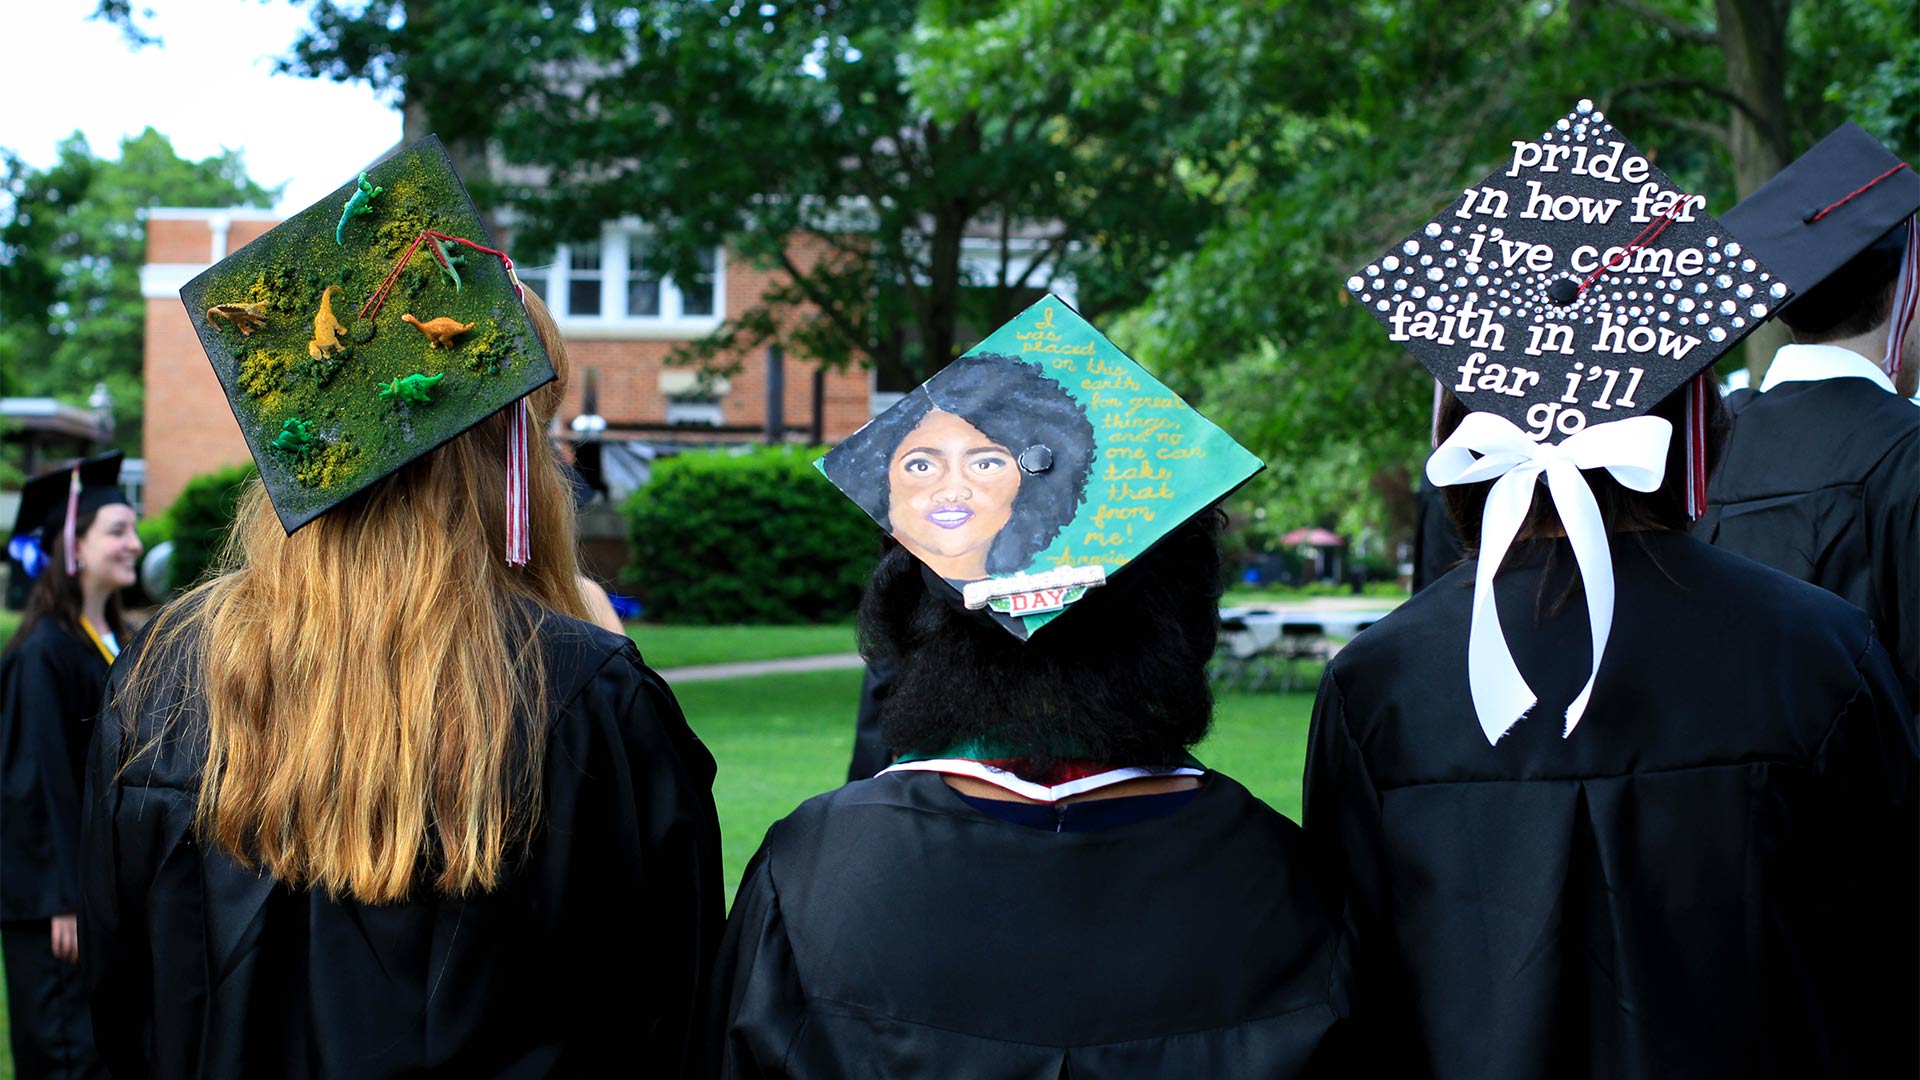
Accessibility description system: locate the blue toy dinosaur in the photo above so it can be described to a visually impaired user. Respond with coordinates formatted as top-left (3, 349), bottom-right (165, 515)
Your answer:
top-left (335, 173), bottom-right (383, 245)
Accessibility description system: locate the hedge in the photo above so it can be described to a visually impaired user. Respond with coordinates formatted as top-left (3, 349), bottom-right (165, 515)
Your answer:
top-left (167, 462), bottom-right (257, 592)
top-left (623, 446), bottom-right (880, 623)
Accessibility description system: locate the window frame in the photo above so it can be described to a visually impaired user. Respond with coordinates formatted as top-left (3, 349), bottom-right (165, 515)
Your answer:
top-left (525, 226), bottom-right (727, 338)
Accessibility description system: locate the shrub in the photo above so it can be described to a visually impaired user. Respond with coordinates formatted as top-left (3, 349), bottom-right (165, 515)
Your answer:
top-left (168, 462), bottom-right (257, 591)
top-left (623, 446), bottom-right (881, 623)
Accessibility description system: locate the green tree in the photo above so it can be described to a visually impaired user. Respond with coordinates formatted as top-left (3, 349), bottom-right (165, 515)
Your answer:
top-left (105, 0), bottom-right (1231, 390)
top-left (1007, 0), bottom-right (1914, 542)
top-left (0, 128), bottom-right (279, 453)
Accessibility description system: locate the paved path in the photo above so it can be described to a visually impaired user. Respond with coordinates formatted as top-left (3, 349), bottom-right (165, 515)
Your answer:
top-left (657, 652), bottom-right (865, 683)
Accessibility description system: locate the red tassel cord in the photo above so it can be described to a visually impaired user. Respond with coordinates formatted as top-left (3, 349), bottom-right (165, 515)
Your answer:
top-left (1576, 194), bottom-right (1703, 298)
top-left (364, 230), bottom-right (534, 565)
top-left (1684, 371), bottom-right (1713, 521)
top-left (1883, 215), bottom-right (1918, 381)
top-left (62, 467), bottom-right (80, 576)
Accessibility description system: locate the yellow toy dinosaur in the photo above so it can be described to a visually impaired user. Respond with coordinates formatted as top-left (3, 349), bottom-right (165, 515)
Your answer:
top-left (401, 313), bottom-right (475, 349)
top-left (309, 285), bottom-right (349, 361)
top-left (207, 302), bottom-right (269, 336)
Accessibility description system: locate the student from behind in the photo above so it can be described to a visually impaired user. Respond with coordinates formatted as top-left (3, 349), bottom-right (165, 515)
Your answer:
top-left (81, 144), bottom-right (721, 1077)
top-left (1699, 122), bottom-right (1919, 709)
top-left (709, 303), bottom-right (1351, 1077)
top-left (1315, 102), bottom-right (1917, 1077)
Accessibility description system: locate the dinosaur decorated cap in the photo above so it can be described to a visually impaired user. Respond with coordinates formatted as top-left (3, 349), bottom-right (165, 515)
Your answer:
top-left (817, 295), bottom-right (1263, 641)
top-left (181, 135), bottom-right (555, 536)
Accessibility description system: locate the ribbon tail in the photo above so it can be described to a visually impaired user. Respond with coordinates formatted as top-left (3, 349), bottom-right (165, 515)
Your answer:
top-left (1543, 462), bottom-right (1615, 737)
top-left (1467, 468), bottom-right (1541, 744)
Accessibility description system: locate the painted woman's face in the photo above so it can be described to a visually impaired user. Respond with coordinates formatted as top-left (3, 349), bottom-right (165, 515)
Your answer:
top-left (887, 409), bottom-right (1021, 581)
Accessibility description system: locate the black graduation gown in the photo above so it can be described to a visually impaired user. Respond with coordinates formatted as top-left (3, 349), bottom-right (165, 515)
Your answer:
top-left (844, 657), bottom-right (898, 783)
top-left (1409, 478), bottom-right (1466, 594)
top-left (1, 619), bottom-right (106, 922)
top-left (1696, 377), bottom-right (1920, 708)
top-left (1304, 532), bottom-right (1917, 1078)
top-left (2, 618), bottom-right (112, 1077)
top-left (81, 608), bottom-right (724, 1079)
top-left (707, 770), bottom-right (1351, 1079)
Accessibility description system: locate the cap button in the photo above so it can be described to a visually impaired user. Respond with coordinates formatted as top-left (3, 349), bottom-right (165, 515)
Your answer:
top-left (1546, 277), bottom-right (1581, 305)
top-left (1018, 445), bottom-right (1054, 474)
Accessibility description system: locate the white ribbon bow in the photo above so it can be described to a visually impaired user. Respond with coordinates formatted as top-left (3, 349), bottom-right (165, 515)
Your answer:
top-left (1426, 411), bottom-right (1672, 744)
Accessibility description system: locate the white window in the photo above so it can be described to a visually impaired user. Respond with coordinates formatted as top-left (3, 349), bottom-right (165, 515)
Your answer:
top-left (660, 371), bottom-right (729, 427)
top-left (568, 246), bottom-right (603, 316)
top-left (525, 229), bottom-right (726, 336)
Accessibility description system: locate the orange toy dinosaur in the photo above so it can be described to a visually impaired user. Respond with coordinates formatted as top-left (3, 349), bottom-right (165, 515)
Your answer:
top-left (207, 302), bottom-right (269, 335)
top-left (309, 286), bottom-right (349, 360)
top-left (402, 313), bottom-right (475, 349)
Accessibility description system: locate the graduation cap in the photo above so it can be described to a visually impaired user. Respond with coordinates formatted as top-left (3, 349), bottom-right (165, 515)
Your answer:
top-left (1720, 122), bottom-right (1918, 376)
top-left (818, 295), bottom-right (1263, 641)
top-left (180, 136), bottom-right (555, 559)
top-left (7, 452), bottom-right (129, 579)
top-left (1347, 100), bottom-right (1790, 744)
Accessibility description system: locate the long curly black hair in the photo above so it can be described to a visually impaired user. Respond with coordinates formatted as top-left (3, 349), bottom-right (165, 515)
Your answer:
top-left (858, 511), bottom-right (1225, 767)
top-left (823, 352), bottom-right (1095, 576)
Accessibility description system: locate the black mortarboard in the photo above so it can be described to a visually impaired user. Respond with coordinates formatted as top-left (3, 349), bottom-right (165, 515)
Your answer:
top-left (818, 295), bottom-right (1262, 641)
top-left (7, 452), bottom-right (129, 579)
top-left (1348, 99), bottom-right (1785, 443)
top-left (1348, 101), bottom-right (1796, 746)
top-left (1720, 122), bottom-right (1917, 333)
top-left (9, 452), bottom-right (128, 544)
top-left (181, 136), bottom-right (555, 536)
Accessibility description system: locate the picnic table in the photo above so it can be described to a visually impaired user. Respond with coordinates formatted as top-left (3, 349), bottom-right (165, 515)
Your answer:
top-left (1215, 604), bottom-right (1397, 690)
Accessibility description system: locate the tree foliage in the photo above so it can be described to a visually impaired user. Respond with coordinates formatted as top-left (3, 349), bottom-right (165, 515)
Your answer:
top-left (0, 129), bottom-right (277, 453)
top-left (92, 0), bottom-right (1920, 548)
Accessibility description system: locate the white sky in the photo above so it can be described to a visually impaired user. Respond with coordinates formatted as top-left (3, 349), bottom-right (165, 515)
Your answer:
top-left (0, 0), bottom-right (402, 211)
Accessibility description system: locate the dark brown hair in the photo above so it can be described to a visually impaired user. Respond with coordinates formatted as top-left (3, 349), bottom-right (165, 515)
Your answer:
top-left (858, 511), bottom-right (1225, 768)
top-left (1436, 381), bottom-right (1729, 557)
top-left (1782, 222), bottom-right (1907, 342)
top-left (0, 505), bottom-right (130, 662)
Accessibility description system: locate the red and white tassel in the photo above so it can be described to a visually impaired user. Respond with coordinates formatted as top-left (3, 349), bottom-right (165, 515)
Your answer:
top-left (62, 467), bottom-right (80, 576)
top-left (505, 397), bottom-right (530, 566)
top-left (1883, 214), bottom-right (1918, 382)
top-left (1683, 371), bottom-right (1713, 521)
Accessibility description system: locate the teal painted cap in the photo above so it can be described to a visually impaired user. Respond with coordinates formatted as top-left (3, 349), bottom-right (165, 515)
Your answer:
top-left (817, 295), bottom-right (1263, 640)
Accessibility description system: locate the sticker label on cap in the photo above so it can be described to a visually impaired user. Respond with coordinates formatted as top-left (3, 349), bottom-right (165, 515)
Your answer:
top-left (964, 564), bottom-right (1108, 611)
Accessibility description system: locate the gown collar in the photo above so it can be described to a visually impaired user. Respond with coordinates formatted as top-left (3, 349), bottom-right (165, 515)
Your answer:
top-left (1760, 343), bottom-right (1896, 394)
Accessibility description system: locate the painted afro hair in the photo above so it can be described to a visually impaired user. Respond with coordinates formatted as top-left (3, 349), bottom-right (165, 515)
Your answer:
top-left (823, 352), bottom-right (1096, 576)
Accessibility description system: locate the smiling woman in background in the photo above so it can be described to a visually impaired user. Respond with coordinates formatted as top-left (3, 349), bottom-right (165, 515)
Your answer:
top-left (0, 452), bottom-right (139, 1080)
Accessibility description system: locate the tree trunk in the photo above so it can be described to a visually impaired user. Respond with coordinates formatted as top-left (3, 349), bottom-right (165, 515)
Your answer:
top-left (1716, 0), bottom-right (1794, 382)
top-left (915, 114), bottom-right (983, 381)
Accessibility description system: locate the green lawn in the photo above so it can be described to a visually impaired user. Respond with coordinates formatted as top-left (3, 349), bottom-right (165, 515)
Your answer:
top-left (1225, 581), bottom-right (1409, 603)
top-left (677, 667), bottom-right (1315, 900)
top-left (0, 618), bottom-right (1309, 1074)
top-left (626, 622), bottom-right (855, 670)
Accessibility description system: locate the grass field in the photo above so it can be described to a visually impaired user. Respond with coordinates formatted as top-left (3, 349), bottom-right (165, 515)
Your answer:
top-left (626, 622), bottom-right (855, 670)
top-left (0, 617), bottom-right (1310, 1074)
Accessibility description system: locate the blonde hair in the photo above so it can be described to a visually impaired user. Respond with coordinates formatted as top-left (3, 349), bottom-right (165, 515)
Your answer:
top-left (123, 291), bottom-right (588, 903)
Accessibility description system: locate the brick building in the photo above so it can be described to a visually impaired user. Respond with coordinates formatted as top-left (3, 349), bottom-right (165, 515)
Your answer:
top-left (138, 209), bottom-right (876, 517)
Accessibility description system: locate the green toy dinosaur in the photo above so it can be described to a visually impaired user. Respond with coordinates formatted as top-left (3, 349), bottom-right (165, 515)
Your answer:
top-left (335, 173), bottom-right (383, 245)
top-left (433, 238), bottom-right (467, 292)
top-left (378, 372), bottom-right (446, 405)
top-left (269, 416), bottom-right (315, 458)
